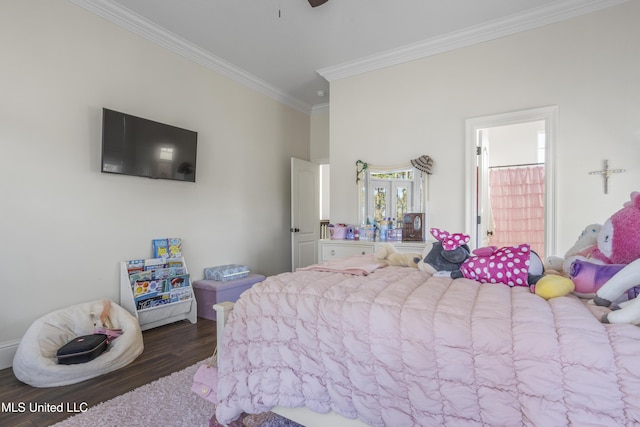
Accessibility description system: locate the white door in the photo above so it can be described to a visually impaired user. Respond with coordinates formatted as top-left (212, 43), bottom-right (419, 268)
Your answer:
top-left (291, 158), bottom-right (319, 271)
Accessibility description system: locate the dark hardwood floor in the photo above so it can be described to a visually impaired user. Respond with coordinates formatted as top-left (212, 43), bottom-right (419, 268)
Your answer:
top-left (0, 317), bottom-right (217, 427)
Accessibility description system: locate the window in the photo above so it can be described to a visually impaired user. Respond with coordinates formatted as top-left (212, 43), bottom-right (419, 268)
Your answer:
top-left (358, 165), bottom-right (426, 226)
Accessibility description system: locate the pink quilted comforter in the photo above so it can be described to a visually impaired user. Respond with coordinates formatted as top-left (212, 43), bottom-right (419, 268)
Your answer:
top-left (216, 266), bottom-right (640, 426)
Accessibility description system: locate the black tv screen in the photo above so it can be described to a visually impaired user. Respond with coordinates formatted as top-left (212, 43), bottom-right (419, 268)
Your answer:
top-left (101, 108), bottom-right (197, 182)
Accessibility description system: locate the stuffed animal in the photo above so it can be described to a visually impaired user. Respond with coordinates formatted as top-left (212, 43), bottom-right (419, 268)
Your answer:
top-left (588, 191), bottom-right (640, 324)
top-left (419, 228), bottom-right (546, 288)
top-left (91, 300), bottom-right (123, 339)
top-left (415, 228), bottom-right (470, 274)
top-left (545, 223), bottom-right (602, 274)
top-left (533, 274), bottom-right (575, 300)
top-left (569, 259), bottom-right (626, 298)
top-left (375, 243), bottom-right (420, 268)
top-left (450, 243), bottom-right (546, 288)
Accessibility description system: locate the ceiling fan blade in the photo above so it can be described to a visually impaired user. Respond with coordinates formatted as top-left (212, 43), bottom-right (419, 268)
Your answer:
top-left (308, 0), bottom-right (329, 7)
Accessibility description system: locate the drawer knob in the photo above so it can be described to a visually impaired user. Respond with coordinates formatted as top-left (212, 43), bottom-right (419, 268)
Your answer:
top-left (361, 251), bottom-right (365, 255)
top-left (331, 250), bottom-right (335, 256)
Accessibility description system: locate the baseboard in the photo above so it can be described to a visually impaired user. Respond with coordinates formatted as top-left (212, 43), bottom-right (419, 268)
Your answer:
top-left (0, 340), bottom-right (20, 370)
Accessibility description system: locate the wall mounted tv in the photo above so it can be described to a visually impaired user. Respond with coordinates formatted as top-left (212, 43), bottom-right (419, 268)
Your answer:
top-left (101, 108), bottom-right (197, 182)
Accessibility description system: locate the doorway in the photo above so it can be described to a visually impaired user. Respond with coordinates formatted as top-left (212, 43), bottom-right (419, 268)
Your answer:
top-left (465, 107), bottom-right (557, 258)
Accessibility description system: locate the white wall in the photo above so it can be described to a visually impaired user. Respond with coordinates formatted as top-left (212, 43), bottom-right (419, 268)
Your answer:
top-left (0, 0), bottom-right (310, 367)
top-left (320, 164), bottom-right (330, 221)
top-left (310, 108), bottom-right (330, 164)
top-left (311, 108), bottom-right (330, 220)
top-left (487, 121), bottom-right (545, 167)
top-left (330, 1), bottom-right (639, 255)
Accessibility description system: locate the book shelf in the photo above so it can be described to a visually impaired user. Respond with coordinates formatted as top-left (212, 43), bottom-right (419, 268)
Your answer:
top-left (119, 257), bottom-right (197, 331)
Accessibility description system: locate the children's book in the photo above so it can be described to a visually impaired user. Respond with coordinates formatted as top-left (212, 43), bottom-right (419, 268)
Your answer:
top-left (152, 239), bottom-right (169, 258)
top-left (152, 237), bottom-right (182, 259)
top-left (166, 274), bottom-right (190, 291)
top-left (129, 270), bottom-right (153, 286)
top-left (127, 259), bottom-right (144, 274)
top-left (133, 278), bottom-right (171, 299)
top-left (168, 238), bottom-right (182, 258)
top-left (144, 257), bottom-right (167, 271)
top-left (167, 259), bottom-right (184, 268)
top-left (153, 267), bottom-right (187, 280)
top-left (170, 287), bottom-right (192, 303)
top-left (136, 294), bottom-right (171, 310)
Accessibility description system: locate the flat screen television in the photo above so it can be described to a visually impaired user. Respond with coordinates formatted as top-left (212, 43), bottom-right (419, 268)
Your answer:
top-left (101, 108), bottom-right (198, 182)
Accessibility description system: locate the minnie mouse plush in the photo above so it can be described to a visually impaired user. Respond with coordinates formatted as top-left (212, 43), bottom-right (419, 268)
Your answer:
top-left (415, 228), bottom-right (470, 275)
top-left (420, 228), bottom-right (545, 288)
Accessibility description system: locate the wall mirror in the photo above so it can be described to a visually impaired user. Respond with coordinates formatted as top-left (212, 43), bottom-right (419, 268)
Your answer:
top-left (356, 160), bottom-right (430, 228)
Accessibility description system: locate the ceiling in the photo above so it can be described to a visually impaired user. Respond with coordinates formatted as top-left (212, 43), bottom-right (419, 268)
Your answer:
top-left (71, 0), bottom-right (624, 113)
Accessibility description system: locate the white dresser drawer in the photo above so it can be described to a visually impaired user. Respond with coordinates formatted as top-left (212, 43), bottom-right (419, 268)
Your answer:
top-left (318, 240), bottom-right (427, 262)
top-left (320, 242), bottom-right (375, 261)
top-left (387, 242), bottom-right (428, 254)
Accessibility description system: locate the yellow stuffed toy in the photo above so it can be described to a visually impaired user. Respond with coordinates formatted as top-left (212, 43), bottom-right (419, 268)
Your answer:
top-left (375, 243), bottom-right (420, 268)
top-left (533, 274), bottom-right (575, 300)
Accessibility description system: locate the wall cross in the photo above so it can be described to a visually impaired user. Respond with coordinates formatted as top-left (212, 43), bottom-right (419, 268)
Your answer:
top-left (589, 159), bottom-right (625, 194)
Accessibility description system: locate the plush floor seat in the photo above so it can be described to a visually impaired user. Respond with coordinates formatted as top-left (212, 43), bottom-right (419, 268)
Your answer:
top-left (13, 300), bottom-right (144, 387)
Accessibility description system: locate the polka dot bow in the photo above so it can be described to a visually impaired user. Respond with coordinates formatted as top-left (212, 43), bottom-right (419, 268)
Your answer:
top-left (431, 228), bottom-right (470, 251)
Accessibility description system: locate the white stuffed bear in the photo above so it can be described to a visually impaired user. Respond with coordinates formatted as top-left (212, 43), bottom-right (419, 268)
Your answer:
top-left (374, 243), bottom-right (421, 268)
top-left (545, 223), bottom-right (601, 275)
top-left (591, 191), bottom-right (640, 324)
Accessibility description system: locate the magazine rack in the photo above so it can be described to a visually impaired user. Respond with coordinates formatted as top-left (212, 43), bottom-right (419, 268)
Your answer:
top-left (119, 257), bottom-right (197, 331)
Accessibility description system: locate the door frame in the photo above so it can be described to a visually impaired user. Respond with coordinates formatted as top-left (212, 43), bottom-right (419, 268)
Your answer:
top-left (464, 106), bottom-right (558, 256)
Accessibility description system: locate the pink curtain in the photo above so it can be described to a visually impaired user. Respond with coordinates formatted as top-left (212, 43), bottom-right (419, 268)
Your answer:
top-left (488, 165), bottom-right (545, 258)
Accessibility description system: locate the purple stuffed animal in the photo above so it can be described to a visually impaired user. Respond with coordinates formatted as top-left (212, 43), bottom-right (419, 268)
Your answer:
top-left (569, 259), bottom-right (626, 298)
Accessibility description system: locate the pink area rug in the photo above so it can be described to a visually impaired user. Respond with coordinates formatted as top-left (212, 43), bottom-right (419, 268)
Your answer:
top-left (52, 360), bottom-right (214, 427)
top-left (51, 360), bottom-right (301, 427)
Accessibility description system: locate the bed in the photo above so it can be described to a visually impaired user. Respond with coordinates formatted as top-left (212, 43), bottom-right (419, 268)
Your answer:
top-left (212, 258), bottom-right (640, 426)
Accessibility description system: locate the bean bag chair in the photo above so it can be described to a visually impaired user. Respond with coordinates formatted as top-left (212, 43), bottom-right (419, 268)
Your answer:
top-left (12, 300), bottom-right (144, 387)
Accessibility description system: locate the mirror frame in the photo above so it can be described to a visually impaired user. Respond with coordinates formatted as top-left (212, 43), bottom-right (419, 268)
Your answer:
top-left (357, 162), bottom-right (429, 228)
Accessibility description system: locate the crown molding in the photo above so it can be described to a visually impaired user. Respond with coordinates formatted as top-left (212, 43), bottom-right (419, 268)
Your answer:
top-left (317, 0), bottom-right (628, 82)
top-left (69, 0), bottom-right (626, 112)
top-left (311, 102), bottom-right (330, 115)
top-left (68, 0), bottom-right (313, 114)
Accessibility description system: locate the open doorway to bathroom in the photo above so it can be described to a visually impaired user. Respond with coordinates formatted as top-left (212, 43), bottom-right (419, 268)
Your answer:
top-left (465, 107), bottom-right (557, 259)
top-left (479, 121), bottom-right (546, 257)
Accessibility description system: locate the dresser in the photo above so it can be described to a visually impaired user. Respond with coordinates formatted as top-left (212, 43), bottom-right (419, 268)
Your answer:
top-left (318, 239), bottom-right (427, 262)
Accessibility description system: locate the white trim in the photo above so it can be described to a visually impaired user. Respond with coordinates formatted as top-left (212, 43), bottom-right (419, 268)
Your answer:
top-left (311, 103), bottom-right (330, 115)
top-left (68, 0), bottom-right (313, 114)
top-left (464, 106), bottom-right (558, 257)
top-left (273, 406), bottom-right (368, 427)
top-left (0, 340), bottom-right (20, 370)
top-left (317, 0), bottom-right (627, 81)
top-left (69, 0), bottom-right (625, 112)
